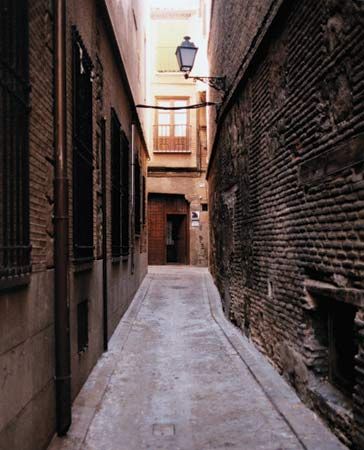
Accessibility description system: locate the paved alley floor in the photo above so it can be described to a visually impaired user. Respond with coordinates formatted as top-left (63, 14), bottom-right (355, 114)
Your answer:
top-left (49, 267), bottom-right (345, 450)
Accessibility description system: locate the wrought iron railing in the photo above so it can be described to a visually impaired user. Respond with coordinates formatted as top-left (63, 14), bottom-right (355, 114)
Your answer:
top-left (153, 125), bottom-right (191, 152)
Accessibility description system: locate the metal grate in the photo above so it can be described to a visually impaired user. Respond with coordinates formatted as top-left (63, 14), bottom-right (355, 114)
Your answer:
top-left (0, 0), bottom-right (31, 282)
top-left (110, 110), bottom-right (130, 257)
top-left (142, 176), bottom-right (146, 226)
top-left (72, 27), bottom-right (94, 261)
top-left (77, 299), bottom-right (89, 353)
top-left (121, 132), bottom-right (130, 256)
top-left (134, 157), bottom-right (141, 236)
top-left (111, 109), bottom-right (121, 257)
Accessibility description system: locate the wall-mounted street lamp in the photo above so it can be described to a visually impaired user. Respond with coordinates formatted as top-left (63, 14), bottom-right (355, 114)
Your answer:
top-left (175, 36), bottom-right (226, 93)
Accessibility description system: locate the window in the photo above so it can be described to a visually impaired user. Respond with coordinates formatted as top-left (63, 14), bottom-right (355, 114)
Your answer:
top-left (0, 0), bottom-right (31, 284)
top-left (310, 295), bottom-right (358, 397)
top-left (201, 203), bottom-right (208, 212)
top-left (121, 133), bottom-right (130, 256)
top-left (110, 109), bottom-right (130, 257)
top-left (134, 157), bottom-right (141, 236)
top-left (111, 110), bottom-right (121, 257)
top-left (72, 28), bottom-right (93, 260)
top-left (154, 98), bottom-right (191, 152)
top-left (142, 176), bottom-right (146, 226)
top-left (328, 302), bottom-right (358, 396)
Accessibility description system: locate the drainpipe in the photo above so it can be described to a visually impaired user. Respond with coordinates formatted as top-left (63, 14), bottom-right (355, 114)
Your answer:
top-left (130, 123), bottom-right (135, 274)
top-left (54, 0), bottom-right (71, 435)
top-left (101, 118), bottom-right (108, 351)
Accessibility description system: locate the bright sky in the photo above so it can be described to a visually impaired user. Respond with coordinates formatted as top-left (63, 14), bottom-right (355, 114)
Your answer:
top-left (150, 0), bottom-right (199, 8)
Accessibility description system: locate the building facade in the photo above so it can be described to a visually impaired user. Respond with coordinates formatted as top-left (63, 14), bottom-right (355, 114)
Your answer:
top-left (0, 1), bottom-right (148, 449)
top-left (207, 0), bottom-right (364, 448)
top-left (146, 2), bottom-right (210, 266)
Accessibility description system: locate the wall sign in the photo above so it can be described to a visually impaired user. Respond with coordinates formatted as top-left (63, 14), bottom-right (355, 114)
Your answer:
top-left (191, 211), bottom-right (200, 227)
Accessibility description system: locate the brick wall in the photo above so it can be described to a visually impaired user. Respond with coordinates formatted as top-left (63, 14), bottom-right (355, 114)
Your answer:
top-left (0, 1), bottom-right (149, 449)
top-left (0, 2), bottom-right (56, 449)
top-left (208, 0), bottom-right (364, 447)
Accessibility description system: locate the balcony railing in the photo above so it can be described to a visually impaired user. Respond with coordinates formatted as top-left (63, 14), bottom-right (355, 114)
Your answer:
top-left (153, 125), bottom-right (192, 153)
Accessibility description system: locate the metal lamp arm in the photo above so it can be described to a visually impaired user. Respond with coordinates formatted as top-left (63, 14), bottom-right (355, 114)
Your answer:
top-left (184, 73), bottom-right (226, 92)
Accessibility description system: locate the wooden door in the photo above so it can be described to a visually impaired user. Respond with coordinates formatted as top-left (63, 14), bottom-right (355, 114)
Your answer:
top-left (148, 196), bottom-right (166, 265)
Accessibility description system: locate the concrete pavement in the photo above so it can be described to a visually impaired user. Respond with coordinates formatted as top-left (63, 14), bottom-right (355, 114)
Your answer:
top-left (49, 266), bottom-right (346, 450)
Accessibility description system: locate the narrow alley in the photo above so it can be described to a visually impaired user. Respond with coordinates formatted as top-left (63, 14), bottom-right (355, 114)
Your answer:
top-left (49, 267), bottom-right (344, 450)
top-left (2, 0), bottom-right (364, 448)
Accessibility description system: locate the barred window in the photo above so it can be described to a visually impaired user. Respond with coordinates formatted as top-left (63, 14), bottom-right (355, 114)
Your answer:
top-left (111, 109), bottom-right (121, 257)
top-left (142, 176), bottom-right (146, 226)
top-left (110, 110), bottom-right (130, 257)
top-left (0, 0), bottom-right (31, 285)
top-left (134, 157), bottom-right (141, 236)
top-left (72, 28), bottom-right (93, 260)
top-left (121, 132), bottom-right (130, 256)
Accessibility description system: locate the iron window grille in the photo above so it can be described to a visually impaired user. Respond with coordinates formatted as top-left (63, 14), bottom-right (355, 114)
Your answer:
top-left (134, 157), bottom-right (141, 236)
top-left (0, 0), bottom-right (31, 284)
top-left (111, 109), bottom-right (121, 257)
top-left (110, 110), bottom-right (130, 257)
top-left (142, 176), bottom-right (146, 226)
top-left (72, 27), bottom-right (94, 261)
top-left (121, 132), bottom-right (130, 256)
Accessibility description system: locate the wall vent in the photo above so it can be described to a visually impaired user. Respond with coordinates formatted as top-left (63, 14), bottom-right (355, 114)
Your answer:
top-left (77, 300), bottom-right (89, 353)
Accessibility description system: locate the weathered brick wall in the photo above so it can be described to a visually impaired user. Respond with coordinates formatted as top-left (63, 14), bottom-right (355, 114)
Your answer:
top-left (28, 0), bottom-right (54, 272)
top-left (208, 0), bottom-right (364, 447)
top-left (0, 2), bottom-right (56, 449)
top-left (0, 1), bottom-right (149, 449)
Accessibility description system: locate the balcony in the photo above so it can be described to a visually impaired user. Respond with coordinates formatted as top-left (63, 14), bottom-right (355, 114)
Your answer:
top-left (153, 125), bottom-right (192, 153)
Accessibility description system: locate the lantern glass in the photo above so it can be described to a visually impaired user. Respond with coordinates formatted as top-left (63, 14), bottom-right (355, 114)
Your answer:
top-left (175, 36), bottom-right (198, 73)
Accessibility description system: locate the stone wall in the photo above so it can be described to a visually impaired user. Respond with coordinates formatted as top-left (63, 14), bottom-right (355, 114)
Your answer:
top-left (208, 0), bottom-right (364, 447)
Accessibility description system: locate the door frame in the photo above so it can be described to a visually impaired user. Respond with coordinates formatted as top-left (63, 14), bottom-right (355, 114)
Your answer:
top-left (165, 213), bottom-right (189, 264)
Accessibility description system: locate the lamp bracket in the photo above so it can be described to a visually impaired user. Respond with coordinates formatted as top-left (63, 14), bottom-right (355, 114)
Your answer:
top-left (184, 73), bottom-right (226, 92)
